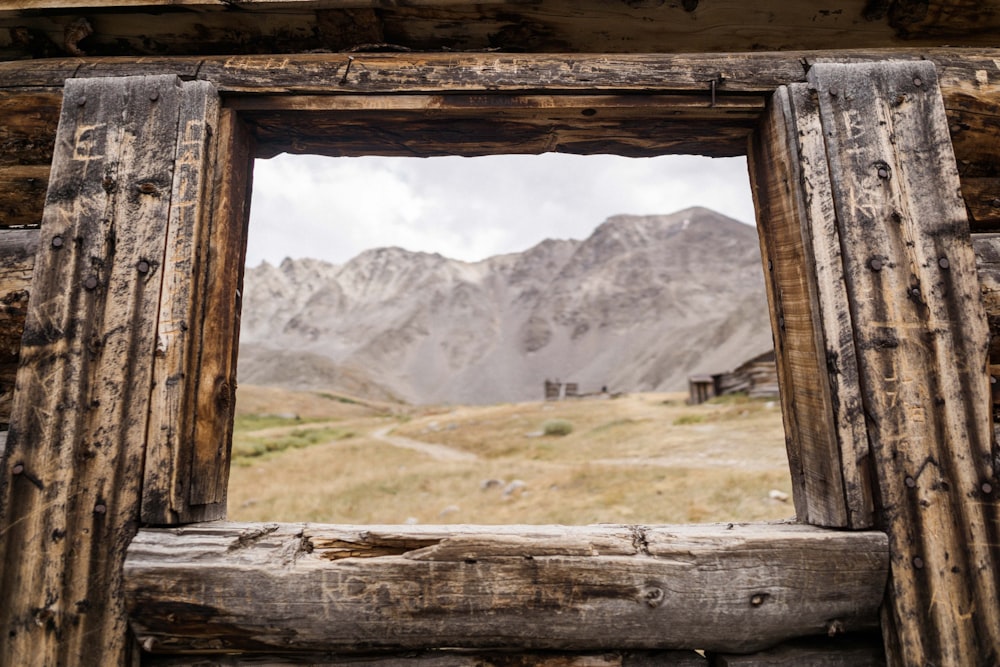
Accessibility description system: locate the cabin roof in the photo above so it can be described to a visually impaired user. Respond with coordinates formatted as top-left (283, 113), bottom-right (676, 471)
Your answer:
top-left (3, 1), bottom-right (1000, 60)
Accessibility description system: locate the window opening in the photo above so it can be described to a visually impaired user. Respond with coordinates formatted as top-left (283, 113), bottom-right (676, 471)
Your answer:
top-left (228, 153), bottom-right (792, 525)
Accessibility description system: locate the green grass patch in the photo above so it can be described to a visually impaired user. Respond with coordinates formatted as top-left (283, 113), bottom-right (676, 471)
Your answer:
top-left (542, 419), bottom-right (573, 436)
top-left (673, 414), bottom-right (706, 426)
top-left (233, 427), bottom-right (356, 460)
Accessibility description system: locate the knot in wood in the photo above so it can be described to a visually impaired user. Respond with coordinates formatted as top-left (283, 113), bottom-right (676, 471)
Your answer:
top-left (750, 592), bottom-right (769, 607)
top-left (641, 586), bottom-right (664, 608)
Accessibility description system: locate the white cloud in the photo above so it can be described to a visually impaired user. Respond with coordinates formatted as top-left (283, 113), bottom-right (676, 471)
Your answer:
top-left (246, 153), bottom-right (755, 267)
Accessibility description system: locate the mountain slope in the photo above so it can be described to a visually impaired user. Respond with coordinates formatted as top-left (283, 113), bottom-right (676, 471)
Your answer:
top-left (238, 207), bottom-right (773, 404)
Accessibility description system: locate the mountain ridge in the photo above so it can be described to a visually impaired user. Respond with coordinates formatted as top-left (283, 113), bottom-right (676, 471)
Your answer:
top-left (238, 206), bottom-right (773, 404)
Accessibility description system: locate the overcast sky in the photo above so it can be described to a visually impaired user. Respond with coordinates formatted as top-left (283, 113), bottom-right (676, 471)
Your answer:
top-left (246, 153), bottom-right (756, 268)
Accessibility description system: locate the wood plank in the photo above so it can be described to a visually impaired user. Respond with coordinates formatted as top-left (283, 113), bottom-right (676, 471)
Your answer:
top-left (709, 635), bottom-right (885, 666)
top-left (0, 75), bottom-right (214, 666)
top-left (124, 522), bottom-right (888, 655)
top-left (1, 50), bottom-right (997, 219)
top-left (0, 228), bottom-right (37, 428)
top-left (142, 650), bottom-right (708, 666)
top-left (3, 1), bottom-right (1000, 58)
top-left (140, 81), bottom-right (229, 524)
top-left (748, 85), bottom-right (873, 528)
top-left (809, 60), bottom-right (1000, 666)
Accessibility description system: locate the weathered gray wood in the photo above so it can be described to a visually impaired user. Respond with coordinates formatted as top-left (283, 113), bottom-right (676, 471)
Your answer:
top-left (142, 81), bottom-right (239, 524)
top-left (0, 75), bottom-right (220, 666)
top-left (3, 50), bottom-right (999, 225)
top-left (124, 522), bottom-right (888, 655)
top-left (189, 107), bottom-right (253, 509)
top-left (142, 649), bottom-right (708, 666)
top-left (3, 1), bottom-right (1000, 59)
top-left (748, 85), bottom-right (873, 528)
top-left (709, 635), bottom-right (885, 666)
top-left (809, 60), bottom-right (1000, 667)
top-left (0, 228), bottom-right (37, 427)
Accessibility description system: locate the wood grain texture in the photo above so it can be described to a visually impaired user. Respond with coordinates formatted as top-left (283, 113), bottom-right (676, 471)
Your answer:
top-left (2, 49), bottom-right (999, 223)
top-left (3, 1), bottom-right (1000, 58)
top-left (124, 522), bottom-right (888, 655)
top-left (709, 635), bottom-right (885, 666)
top-left (142, 650), bottom-right (708, 666)
top-left (0, 228), bottom-right (37, 428)
top-left (140, 80), bottom-right (232, 524)
top-left (809, 60), bottom-right (1000, 667)
top-left (748, 85), bottom-right (873, 528)
top-left (0, 74), bottom-right (222, 666)
top-left (0, 164), bottom-right (49, 227)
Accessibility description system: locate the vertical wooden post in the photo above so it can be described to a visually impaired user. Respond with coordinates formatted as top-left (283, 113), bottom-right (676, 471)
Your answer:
top-left (750, 61), bottom-right (1000, 665)
top-left (141, 102), bottom-right (254, 524)
top-left (749, 84), bottom-right (874, 529)
top-left (0, 74), bottom-right (238, 666)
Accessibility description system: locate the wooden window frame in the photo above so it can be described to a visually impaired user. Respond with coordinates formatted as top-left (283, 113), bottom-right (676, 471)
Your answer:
top-left (0, 52), bottom-right (998, 666)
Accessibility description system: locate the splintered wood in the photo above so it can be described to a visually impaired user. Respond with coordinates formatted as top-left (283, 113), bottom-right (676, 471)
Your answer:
top-left (124, 522), bottom-right (888, 656)
top-left (0, 75), bottom-right (232, 667)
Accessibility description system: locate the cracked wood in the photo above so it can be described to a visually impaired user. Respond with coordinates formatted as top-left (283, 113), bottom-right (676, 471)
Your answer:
top-left (124, 522), bottom-right (888, 655)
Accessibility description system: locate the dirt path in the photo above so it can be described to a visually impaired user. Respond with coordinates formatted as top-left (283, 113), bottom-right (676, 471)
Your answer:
top-left (370, 426), bottom-right (479, 462)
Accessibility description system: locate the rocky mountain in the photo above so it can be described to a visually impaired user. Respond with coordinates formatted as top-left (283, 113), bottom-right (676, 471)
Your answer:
top-left (238, 207), bottom-right (773, 404)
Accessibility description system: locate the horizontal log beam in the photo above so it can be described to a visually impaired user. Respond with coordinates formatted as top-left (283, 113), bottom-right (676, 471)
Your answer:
top-left (124, 522), bottom-right (889, 655)
top-left (3, 1), bottom-right (1000, 58)
top-left (1, 49), bottom-right (998, 220)
top-left (142, 649), bottom-right (709, 666)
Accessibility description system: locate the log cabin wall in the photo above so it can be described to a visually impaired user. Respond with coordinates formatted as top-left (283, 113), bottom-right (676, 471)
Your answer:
top-left (0, 3), bottom-right (999, 666)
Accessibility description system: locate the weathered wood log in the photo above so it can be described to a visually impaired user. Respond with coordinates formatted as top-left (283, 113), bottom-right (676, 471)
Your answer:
top-left (124, 522), bottom-right (888, 655)
top-left (2, 50), bottom-right (998, 226)
top-left (0, 75), bottom-right (230, 667)
top-left (0, 228), bottom-right (36, 428)
top-left (142, 649), bottom-right (708, 666)
top-left (805, 61), bottom-right (999, 666)
top-left (3, 1), bottom-right (1000, 58)
top-left (709, 635), bottom-right (886, 666)
top-left (749, 84), bottom-right (873, 528)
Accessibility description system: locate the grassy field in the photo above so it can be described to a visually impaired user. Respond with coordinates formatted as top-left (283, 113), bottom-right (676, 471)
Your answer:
top-left (227, 385), bottom-right (794, 525)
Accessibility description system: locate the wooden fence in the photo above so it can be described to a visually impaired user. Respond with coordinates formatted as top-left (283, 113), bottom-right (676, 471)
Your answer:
top-left (1, 6), bottom-right (999, 665)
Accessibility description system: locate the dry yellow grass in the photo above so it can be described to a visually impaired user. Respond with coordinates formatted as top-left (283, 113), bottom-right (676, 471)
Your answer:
top-left (227, 387), bottom-right (794, 525)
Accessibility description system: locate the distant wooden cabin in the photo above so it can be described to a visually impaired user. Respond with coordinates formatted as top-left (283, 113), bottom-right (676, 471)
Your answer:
top-left (688, 350), bottom-right (779, 404)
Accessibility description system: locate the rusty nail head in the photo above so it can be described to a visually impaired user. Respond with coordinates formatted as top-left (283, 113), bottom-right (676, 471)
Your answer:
top-left (938, 257), bottom-right (950, 269)
top-left (149, 89), bottom-right (159, 101)
top-left (828, 87), bottom-right (838, 97)
top-left (12, 464), bottom-right (24, 475)
top-left (913, 556), bottom-right (924, 569)
top-left (581, 108), bottom-right (597, 117)
top-left (767, 260), bottom-right (773, 271)
top-left (137, 260), bottom-right (150, 274)
top-left (51, 236), bottom-right (64, 249)
top-left (139, 183), bottom-right (158, 195)
top-left (992, 199), bottom-right (1000, 208)
top-left (870, 258), bottom-right (883, 271)
top-left (905, 476), bottom-right (916, 488)
top-left (877, 166), bottom-right (890, 179)
top-left (84, 276), bottom-right (98, 291)
top-left (913, 77), bottom-right (922, 87)
top-left (76, 96), bottom-right (86, 106)
top-left (94, 504), bottom-right (107, 515)
top-left (983, 482), bottom-right (994, 494)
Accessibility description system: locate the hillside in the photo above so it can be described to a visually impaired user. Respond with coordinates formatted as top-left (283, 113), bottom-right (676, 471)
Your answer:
top-left (238, 207), bottom-right (772, 404)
